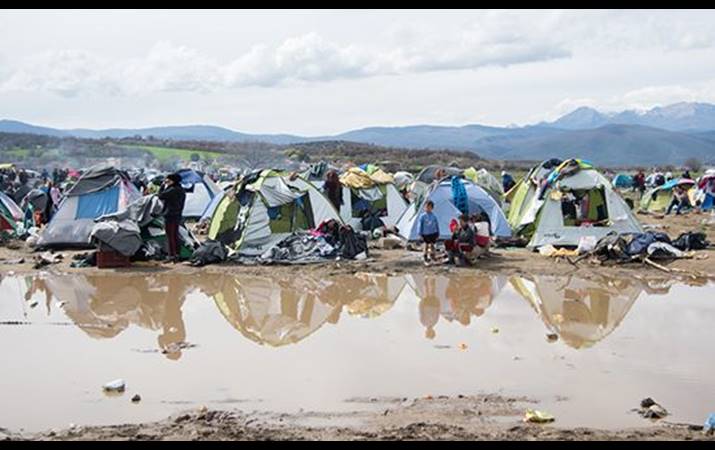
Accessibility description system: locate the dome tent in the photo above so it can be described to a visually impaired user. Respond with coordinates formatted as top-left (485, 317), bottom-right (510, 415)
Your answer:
top-left (207, 170), bottom-right (343, 256)
top-left (395, 175), bottom-right (512, 242)
top-left (176, 168), bottom-right (222, 219)
top-left (37, 165), bottom-right (141, 249)
top-left (640, 178), bottom-right (696, 213)
top-left (511, 159), bottom-right (642, 249)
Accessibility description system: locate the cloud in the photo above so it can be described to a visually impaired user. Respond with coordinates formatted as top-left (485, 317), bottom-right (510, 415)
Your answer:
top-left (0, 26), bottom-right (571, 97)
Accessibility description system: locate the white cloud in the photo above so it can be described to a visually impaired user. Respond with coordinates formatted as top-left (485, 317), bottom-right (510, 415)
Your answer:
top-left (0, 24), bottom-right (572, 97)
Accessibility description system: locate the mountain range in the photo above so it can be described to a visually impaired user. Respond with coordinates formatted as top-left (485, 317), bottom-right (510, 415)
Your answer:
top-left (2, 101), bottom-right (715, 166)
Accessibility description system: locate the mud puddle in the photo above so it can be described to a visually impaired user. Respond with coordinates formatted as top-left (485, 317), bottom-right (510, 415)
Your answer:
top-left (0, 271), bottom-right (713, 432)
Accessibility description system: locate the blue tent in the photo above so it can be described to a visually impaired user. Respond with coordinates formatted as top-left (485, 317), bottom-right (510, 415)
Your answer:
top-left (612, 173), bottom-right (634, 188)
top-left (176, 169), bottom-right (222, 218)
top-left (396, 177), bottom-right (511, 241)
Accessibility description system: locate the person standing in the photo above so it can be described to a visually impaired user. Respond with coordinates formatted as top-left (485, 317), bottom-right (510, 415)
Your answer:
top-left (417, 200), bottom-right (440, 265)
top-left (158, 173), bottom-right (186, 262)
top-left (633, 170), bottom-right (646, 198)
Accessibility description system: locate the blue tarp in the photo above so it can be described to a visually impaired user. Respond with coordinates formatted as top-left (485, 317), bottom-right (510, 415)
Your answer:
top-left (75, 186), bottom-right (119, 219)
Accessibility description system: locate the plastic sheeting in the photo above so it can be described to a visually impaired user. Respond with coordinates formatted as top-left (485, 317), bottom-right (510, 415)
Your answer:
top-left (76, 186), bottom-right (120, 219)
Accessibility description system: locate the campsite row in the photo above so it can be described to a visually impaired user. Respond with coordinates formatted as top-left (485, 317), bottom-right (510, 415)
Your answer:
top-left (1, 159), bottom-right (713, 265)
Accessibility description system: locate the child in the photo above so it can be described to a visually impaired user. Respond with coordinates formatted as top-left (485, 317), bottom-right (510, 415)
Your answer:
top-left (418, 200), bottom-right (440, 265)
top-left (470, 212), bottom-right (492, 258)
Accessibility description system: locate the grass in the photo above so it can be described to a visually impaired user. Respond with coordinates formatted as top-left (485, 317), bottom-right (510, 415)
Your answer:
top-left (122, 145), bottom-right (223, 163)
top-left (0, 148), bottom-right (32, 159)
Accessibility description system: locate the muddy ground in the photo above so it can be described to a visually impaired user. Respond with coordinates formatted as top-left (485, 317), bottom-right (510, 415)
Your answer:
top-left (1, 211), bottom-right (715, 441)
top-left (1, 210), bottom-right (714, 284)
top-left (3, 394), bottom-right (712, 441)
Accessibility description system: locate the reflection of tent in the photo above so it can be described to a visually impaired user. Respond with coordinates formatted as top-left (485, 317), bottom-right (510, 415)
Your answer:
top-left (510, 159), bottom-right (642, 249)
top-left (396, 176), bottom-right (511, 241)
top-left (39, 273), bottom-right (192, 357)
top-left (210, 276), bottom-right (340, 347)
top-left (640, 178), bottom-right (696, 213)
top-left (509, 275), bottom-right (641, 349)
top-left (37, 166), bottom-right (141, 248)
top-left (338, 273), bottom-right (406, 318)
top-left (177, 168), bottom-right (222, 219)
top-left (207, 273), bottom-right (407, 346)
top-left (207, 171), bottom-right (343, 256)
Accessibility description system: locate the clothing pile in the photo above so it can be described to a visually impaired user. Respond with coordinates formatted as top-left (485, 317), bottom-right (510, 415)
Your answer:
top-left (589, 230), bottom-right (709, 262)
top-left (258, 220), bottom-right (368, 264)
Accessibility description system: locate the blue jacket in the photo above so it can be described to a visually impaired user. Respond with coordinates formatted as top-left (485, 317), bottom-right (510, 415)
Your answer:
top-left (418, 211), bottom-right (440, 236)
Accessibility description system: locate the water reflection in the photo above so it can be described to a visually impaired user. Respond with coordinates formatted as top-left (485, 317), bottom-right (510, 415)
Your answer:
top-left (24, 274), bottom-right (192, 359)
top-left (402, 274), bottom-right (506, 339)
top-left (10, 271), bottom-right (685, 352)
top-left (510, 275), bottom-right (642, 349)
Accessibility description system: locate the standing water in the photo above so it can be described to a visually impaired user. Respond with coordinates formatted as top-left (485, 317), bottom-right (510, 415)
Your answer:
top-left (0, 271), bottom-right (713, 432)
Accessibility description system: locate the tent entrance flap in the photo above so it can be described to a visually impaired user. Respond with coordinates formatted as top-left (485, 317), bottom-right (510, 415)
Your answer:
top-left (560, 187), bottom-right (609, 227)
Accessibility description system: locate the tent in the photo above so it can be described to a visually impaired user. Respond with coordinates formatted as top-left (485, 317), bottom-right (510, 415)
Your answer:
top-left (640, 178), bottom-right (697, 213)
top-left (177, 168), bottom-right (222, 219)
top-left (510, 274), bottom-right (641, 349)
top-left (464, 167), bottom-right (504, 205)
top-left (505, 158), bottom-right (563, 232)
top-left (37, 165), bottom-right (141, 249)
top-left (207, 170), bottom-right (343, 256)
top-left (612, 173), bottom-right (634, 189)
top-left (396, 176), bottom-right (512, 241)
top-left (511, 159), bottom-right (642, 249)
top-left (337, 167), bottom-right (408, 231)
top-left (696, 170), bottom-right (715, 211)
top-left (0, 191), bottom-right (24, 233)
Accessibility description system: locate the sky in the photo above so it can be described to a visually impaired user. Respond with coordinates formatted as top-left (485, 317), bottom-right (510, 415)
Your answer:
top-left (2, 9), bottom-right (715, 135)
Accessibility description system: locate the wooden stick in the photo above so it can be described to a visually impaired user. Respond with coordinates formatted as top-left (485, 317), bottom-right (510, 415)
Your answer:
top-left (644, 257), bottom-right (671, 273)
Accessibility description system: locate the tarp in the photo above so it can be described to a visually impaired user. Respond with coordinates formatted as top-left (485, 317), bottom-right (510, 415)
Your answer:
top-left (65, 165), bottom-right (127, 197)
top-left (76, 186), bottom-right (120, 219)
top-left (90, 220), bottom-right (142, 257)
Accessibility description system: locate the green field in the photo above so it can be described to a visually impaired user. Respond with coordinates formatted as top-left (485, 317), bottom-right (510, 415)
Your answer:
top-left (124, 145), bottom-right (223, 163)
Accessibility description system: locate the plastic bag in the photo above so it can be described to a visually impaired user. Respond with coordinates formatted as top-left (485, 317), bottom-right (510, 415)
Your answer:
top-left (576, 235), bottom-right (598, 254)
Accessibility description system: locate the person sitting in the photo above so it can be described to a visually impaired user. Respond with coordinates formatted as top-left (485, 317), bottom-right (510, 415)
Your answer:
top-left (666, 185), bottom-right (692, 215)
top-left (469, 212), bottom-right (492, 258)
top-left (445, 214), bottom-right (476, 266)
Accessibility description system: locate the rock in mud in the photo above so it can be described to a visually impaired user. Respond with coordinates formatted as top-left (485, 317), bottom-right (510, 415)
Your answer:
top-left (640, 397), bottom-right (657, 408)
top-left (131, 394), bottom-right (141, 403)
top-left (103, 379), bottom-right (126, 393)
top-left (643, 404), bottom-right (668, 419)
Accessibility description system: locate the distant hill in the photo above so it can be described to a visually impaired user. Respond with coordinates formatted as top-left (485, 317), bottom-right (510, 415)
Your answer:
top-left (0, 120), bottom-right (68, 137)
top-left (545, 102), bottom-right (715, 132)
top-left (471, 124), bottom-right (715, 166)
top-left (3, 101), bottom-right (715, 166)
